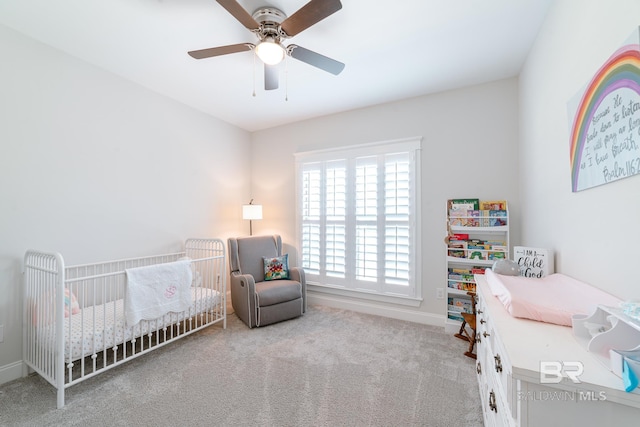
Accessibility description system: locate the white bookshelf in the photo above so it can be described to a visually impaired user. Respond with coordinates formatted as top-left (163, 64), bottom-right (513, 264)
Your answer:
top-left (445, 199), bottom-right (509, 332)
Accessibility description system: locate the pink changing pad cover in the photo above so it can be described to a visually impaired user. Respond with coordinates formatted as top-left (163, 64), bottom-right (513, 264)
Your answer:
top-left (484, 269), bottom-right (621, 326)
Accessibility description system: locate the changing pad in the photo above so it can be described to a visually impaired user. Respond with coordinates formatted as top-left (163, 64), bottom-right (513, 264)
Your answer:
top-left (485, 269), bottom-right (621, 326)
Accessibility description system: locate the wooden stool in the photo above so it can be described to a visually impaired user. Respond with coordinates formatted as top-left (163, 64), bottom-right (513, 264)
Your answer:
top-left (454, 292), bottom-right (477, 359)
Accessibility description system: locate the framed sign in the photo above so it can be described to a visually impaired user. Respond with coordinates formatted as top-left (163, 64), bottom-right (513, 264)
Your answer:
top-left (513, 246), bottom-right (554, 278)
top-left (567, 27), bottom-right (640, 192)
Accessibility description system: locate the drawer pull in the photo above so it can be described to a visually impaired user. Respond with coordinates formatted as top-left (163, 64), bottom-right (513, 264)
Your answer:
top-left (476, 335), bottom-right (481, 344)
top-left (489, 390), bottom-right (498, 413)
top-left (494, 354), bottom-right (503, 373)
top-left (480, 319), bottom-right (486, 324)
top-left (483, 331), bottom-right (490, 338)
top-left (477, 309), bottom-right (483, 314)
top-left (476, 362), bottom-right (482, 375)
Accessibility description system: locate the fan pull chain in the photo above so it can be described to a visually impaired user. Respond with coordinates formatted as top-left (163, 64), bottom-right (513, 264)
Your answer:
top-left (252, 50), bottom-right (256, 97)
top-left (285, 55), bottom-right (288, 101)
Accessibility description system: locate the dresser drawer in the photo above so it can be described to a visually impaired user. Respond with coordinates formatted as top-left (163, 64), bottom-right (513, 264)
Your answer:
top-left (475, 291), bottom-right (518, 426)
top-left (478, 346), bottom-right (513, 427)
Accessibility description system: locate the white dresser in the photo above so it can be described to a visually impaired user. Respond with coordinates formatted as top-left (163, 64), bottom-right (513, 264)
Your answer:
top-left (474, 274), bottom-right (640, 426)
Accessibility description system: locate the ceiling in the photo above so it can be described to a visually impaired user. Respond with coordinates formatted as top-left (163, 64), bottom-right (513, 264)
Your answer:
top-left (0, 0), bottom-right (554, 132)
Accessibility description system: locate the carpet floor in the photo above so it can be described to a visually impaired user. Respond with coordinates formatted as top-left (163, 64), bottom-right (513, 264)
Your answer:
top-left (0, 305), bottom-right (483, 426)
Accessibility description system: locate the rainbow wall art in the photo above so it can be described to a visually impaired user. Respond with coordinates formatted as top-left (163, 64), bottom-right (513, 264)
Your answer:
top-left (568, 27), bottom-right (640, 192)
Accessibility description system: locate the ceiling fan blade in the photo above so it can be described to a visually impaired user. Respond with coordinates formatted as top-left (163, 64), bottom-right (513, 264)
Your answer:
top-left (280, 0), bottom-right (342, 37)
top-left (264, 64), bottom-right (279, 90)
top-left (288, 45), bottom-right (345, 75)
top-left (215, 0), bottom-right (260, 31)
top-left (188, 43), bottom-right (253, 59)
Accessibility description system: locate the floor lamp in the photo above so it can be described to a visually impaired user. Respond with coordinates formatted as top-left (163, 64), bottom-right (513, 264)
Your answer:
top-left (242, 200), bottom-right (263, 236)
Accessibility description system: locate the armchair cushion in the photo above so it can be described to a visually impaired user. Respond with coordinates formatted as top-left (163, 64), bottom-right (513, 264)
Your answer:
top-left (263, 254), bottom-right (289, 281)
top-left (255, 279), bottom-right (301, 306)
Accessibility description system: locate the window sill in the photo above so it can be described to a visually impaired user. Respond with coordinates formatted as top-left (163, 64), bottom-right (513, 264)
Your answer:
top-left (307, 282), bottom-right (423, 307)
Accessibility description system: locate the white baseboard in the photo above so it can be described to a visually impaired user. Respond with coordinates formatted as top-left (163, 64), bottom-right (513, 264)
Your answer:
top-left (0, 360), bottom-right (24, 386)
top-left (308, 292), bottom-right (446, 327)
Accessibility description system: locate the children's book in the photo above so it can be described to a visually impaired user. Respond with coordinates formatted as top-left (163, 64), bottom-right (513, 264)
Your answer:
top-left (449, 198), bottom-right (479, 211)
top-left (480, 210), bottom-right (491, 227)
top-left (489, 210), bottom-right (507, 226)
top-left (449, 233), bottom-right (469, 241)
top-left (480, 200), bottom-right (507, 210)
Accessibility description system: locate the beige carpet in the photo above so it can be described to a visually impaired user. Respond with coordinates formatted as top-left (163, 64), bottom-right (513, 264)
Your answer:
top-left (0, 305), bottom-right (483, 426)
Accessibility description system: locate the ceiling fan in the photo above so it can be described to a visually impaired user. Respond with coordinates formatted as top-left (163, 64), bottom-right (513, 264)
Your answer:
top-left (188, 0), bottom-right (345, 91)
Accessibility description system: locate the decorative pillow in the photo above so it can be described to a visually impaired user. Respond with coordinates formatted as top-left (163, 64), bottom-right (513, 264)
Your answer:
top-left (64, 288), bottom-right (80, 317)
top-left (32, 288), bottom-right (80, 325)
top-left (263, 254), bottom-right (289, 281)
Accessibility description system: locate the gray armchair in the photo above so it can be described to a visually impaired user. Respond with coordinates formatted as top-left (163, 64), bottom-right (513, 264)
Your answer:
top-left (228, 235), bottom-right (306, 328)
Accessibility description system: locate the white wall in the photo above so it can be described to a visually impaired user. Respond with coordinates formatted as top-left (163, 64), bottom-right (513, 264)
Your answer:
top-left (519, 0), bottom-right (640, 299)
top-left (250, 79), bottom-right (521, 323)
top-left (0, 25), bottom-right (251, 382)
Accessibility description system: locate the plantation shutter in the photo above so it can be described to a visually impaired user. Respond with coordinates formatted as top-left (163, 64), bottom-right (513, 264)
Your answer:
top-left (295, 137), bottom-right (421, 300)
top-left (301, 163), bottom-right (321, 274)
top-left (355, 156), bottom-right (378, 283)
top-left (325, 160), bottom-right (346, 278)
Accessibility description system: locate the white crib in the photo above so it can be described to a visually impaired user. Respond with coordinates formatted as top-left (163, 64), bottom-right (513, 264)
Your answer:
top-left (23, 238), bottom-right (226, 409)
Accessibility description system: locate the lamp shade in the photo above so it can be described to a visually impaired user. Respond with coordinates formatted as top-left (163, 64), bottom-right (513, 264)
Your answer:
top-left (242, 204), bottom-right (263, 220)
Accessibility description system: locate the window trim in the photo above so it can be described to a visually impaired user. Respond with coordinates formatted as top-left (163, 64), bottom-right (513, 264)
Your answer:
top-left (306, 282), bottom-right (423, 307)
top-left (294, 137), bottom-right (423, 304)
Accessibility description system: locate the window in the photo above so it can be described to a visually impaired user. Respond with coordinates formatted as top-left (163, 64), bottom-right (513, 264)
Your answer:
top-left (295, 137), bottom-right (422, 302)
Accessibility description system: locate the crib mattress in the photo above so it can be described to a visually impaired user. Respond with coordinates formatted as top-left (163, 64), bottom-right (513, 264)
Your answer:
top-left (39, 287), bottom-right (221, 362)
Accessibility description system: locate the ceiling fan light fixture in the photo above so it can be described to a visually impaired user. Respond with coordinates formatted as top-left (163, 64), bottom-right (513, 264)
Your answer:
top-left (255, 39), bottom-right (285, 65)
